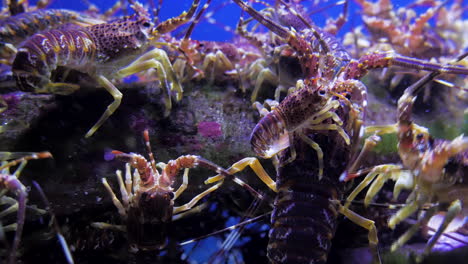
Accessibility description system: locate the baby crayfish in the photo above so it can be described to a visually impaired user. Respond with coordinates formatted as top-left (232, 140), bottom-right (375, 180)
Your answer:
top-left (93, 129), bottom-right (261, 251)
top-left (11, 0), bottom-right (208, 137)
top-left (0, 151), bottom-right (53, 264)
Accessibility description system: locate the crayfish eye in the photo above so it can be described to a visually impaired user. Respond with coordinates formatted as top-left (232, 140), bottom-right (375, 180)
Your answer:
top-left (142, 22), bottom-right (151, 27)
top-left (319, 90), bottom-right (326, 96)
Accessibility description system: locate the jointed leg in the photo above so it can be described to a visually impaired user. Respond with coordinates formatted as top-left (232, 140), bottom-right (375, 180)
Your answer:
top-left (344, 164), bottom-right (403, 208)
top-left (1, 222), bottom-right (17, 232)
top-left (308, 124), bottom-right (350, 145)
top-left (85, 75), bottom-right (122, 138)
top-left (392, 170), bottom-right (414, 200)
top-left (424, 199), bottom-right (462, 255)
top-left (0, 152), bottom-right (53, 263)
top-left (173, 181), bottom-right (223, 214)
top-left (172, 203), bottom-right (208, 221)
top-left (338, 203), bottom-right (378, 246)
top-left (275, 85), bottom-right (288, 101)
top-left (0, 197), bottom-right (18, 218)
top-left (299, 107), bottom-right (350, 164)
top-left (389, 198), bottom-right (421, 229)
top-left (115, 48), bottom-right (183, 116)
top-left (202, 50), bottom-right (234, 84)
top-left (341, 135), bottom-right (381, 182)
top-left (364, 124), bottom-right (398, 135)
top-left (205, 157), bottom-right (277, 192)
top-left (0, 173), bottom-right (27, 264)
top-left (323, 0), bottom-right (348, 35)
top-left (101, 177), bottom-right (126, 219)
top-left (173, 168), bottom-right (189, 200)
top-left (298, 133), bottom-right (324, 180)
top-left (304, 99), bottom-right (351, 145)
top-left (94, 164), bottom-right (136, 231)
top-left (365, 170), bottom-right (396, 205)
top-left (123, 163), bottom-right (133, 202)
top-left (337, 202), bottom-right (380, 263)
top-left (116, 167), bottom-right (130, 209)
top-left (310, 111), bottom-right (344, 126)
top-left (41, 82), bottom-right (80, 95)
top-left (0, 152), bottom-right (51, 262)
top-left (251, 67), bottom-right (279, 103)
top-left (391, 205), bottom-right (438, 252)
top-left (0, 152), bottom-right (52, 172)
top-left (132, 168), bottom-right (140, 195)
top-left (253, 99), bottom-right (279, 118)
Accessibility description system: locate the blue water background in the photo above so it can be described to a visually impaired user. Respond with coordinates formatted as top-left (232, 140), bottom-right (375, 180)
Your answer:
top-left (19, 0), bottom-right (467, 43)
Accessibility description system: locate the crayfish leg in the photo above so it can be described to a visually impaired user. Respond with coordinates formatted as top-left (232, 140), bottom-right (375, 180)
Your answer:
top-left (0, 197), bottom-right (18, 218)
top-left (172, 181), bottom-right (222, 214)
top-left (43, 82), bottom-right (80, 95)
top-left (423, 199), bottom-right (462, 255)
top-left (390, 205), bottom-right (439, 252)
top-left (173, 168), bottom-right (189, 200)
top-left (388, 199), bottom-right (420, 229)
top-left (101, 177), bottom-right (127, 219)
top-left (115, 48), bottom-right (183, 115)
top-left (172, 203), bottom-right (208, 221)
top-left (85, 75), bottom-right (122, 138)
top-left (206, 157), bottom-right (277, 193)
top-left (251, 67), bottom-right (279, 103)
top-left (0, 174), bottom-right (27, 264)
top-left (337, 202), bottom-right (380, 262)
top-left (298, 133), bottom-right (324, 179)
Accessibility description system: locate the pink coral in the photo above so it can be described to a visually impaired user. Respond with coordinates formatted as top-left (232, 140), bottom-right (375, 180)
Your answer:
top-left (197, 121), bottom-right (222, 138)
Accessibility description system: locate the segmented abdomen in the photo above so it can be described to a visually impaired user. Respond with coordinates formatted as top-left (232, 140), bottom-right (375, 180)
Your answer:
top-left (265, 98), bottom-right (354, 264)
top-left (12, 28), bottom-right (97, 92)
top-left (0, 9), bottom-right (85, 45)
top-left (127, 191), bottom-right (174, 251)
top-left (269, 168), bottom-right (341, 263)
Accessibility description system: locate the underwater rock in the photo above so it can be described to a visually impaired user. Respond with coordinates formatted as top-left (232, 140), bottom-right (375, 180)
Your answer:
top-left (0, 92), bottom-right (57, 149)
